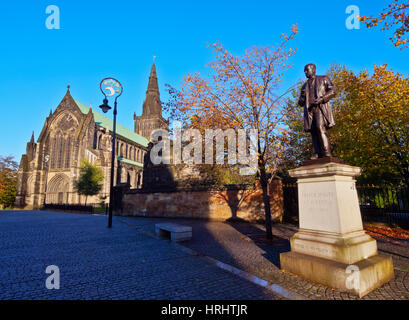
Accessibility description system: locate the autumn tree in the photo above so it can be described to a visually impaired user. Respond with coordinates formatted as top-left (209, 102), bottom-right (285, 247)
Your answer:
top-left (166, 26), bottom-right (298, 238)
top-left (334, 64), bottom-right (409, 185)
top-left (360, 0), bottom-right (409, 49)
top-left (0, 155), bottom-right (18, 209)
top-left (74, 159), bottom-right (104, 206)
top-left (283, 64), bottom-right (409, 186)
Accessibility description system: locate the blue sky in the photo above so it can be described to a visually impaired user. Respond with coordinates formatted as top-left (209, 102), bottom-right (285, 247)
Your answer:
top-left (0, 0), bottom-right (407, 161)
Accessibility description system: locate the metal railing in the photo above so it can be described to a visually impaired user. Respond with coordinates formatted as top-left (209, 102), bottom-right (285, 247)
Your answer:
top-left (43, 203), bottom-right (108, 214)
top-left (357, 185), bottom-right (409, 226)
top-left (283, 184), bottom-right (409, 227)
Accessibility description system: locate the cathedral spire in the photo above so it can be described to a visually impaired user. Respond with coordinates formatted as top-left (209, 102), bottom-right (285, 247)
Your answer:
top-left (30, 131), bottom-right (35, 143)
top-left (142, 62), bottom-right (161, 116)
top-left (134, 61), bottom-right (168, 138)
top-left (146, 62), bottom-right (159, 94)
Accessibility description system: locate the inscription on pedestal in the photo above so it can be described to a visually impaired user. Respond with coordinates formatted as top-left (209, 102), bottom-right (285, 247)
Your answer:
top-left (293, 241), bottom-right (338, 260)
top-left (300, 191), bottom-right (335, 214)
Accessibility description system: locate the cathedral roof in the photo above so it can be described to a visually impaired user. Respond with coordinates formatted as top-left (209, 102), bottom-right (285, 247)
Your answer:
top-left (75, 100), bottom-right (149, 148)
top-left (117, 156), bottom-right (143, 168)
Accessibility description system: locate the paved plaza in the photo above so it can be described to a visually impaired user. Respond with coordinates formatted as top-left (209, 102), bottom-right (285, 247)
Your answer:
top-left (121, 216), bottom-right (409, 300)
top-left (1, 210), bottom-right (408, 300)
top-left (0, 211), bottom-right (279, 300)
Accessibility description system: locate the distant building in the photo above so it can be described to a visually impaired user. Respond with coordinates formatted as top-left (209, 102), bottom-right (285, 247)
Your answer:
top-left (15, 63), bottom-right (166, 209)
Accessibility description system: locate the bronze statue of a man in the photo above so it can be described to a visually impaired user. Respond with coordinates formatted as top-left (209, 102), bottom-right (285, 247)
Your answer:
top-left (298, 64), bottom-right (336, 159)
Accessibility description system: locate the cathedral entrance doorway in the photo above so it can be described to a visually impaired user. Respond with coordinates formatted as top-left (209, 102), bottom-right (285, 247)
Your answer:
top-left (58, 192), bottom-right (64, 204)
top-left (46, 174), bottom-right (70, 205)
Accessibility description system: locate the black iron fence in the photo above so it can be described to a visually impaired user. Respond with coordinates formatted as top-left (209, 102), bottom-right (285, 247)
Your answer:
top-left (283, 184), bottom-right (409, 227)
top-left (282, 184), bottom-right (299, 224)
top-left (357, 185), bottom-right (409, 226)
top-left (43, 203), bottom-right (108, 214)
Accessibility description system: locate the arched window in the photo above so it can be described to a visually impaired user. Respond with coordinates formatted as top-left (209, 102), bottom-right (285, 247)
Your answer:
top-left (50, 133), bottom-right (72, 170)
top-left (57, 137), bottom-right (65, 169)
top-left (26, 175), bottom-right (34, 195)
top-left (50, 137), bottom-right (57, 169)
top-left (65, 137), bottom-right (71, 168)
top-left (98, 135), bottom-right (103, 150)
top-left (93, 130), bottom-right (98, 149)
top-left (137, 172), bottom-right (141, 188)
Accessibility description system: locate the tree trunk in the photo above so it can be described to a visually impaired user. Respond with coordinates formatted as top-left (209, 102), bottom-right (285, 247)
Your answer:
top-left (85, 196), bottom-right (88, 207)
top-left (259, 162), bottom-right (273, 239)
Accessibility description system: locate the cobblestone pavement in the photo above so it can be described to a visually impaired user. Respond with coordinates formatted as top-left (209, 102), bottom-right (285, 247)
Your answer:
top-left (0, 211), bottom-right (281, 300)
top-left (120, 216), bottom-right (409, 300)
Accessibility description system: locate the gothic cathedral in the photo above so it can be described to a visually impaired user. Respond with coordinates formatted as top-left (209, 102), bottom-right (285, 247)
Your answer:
top-left (15, 63), bottom-right (167, 209)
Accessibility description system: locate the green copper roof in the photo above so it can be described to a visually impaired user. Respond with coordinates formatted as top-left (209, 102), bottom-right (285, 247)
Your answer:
top-left (117, 157), bottom-right (143, 168)
top-left (75, 100), bottom-right (148, 147)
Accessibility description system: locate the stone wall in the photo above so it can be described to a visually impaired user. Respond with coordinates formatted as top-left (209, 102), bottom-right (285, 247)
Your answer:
top-left (118, 179), bottom-right (284, 223)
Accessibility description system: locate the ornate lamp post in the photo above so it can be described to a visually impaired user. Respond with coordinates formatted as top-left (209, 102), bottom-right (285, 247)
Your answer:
top-left (99, 78), bottom-right (123, 228)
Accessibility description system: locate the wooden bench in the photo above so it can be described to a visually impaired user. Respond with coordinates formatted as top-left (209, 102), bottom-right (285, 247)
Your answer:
top-left (155, 223), bottom-right (192, 242)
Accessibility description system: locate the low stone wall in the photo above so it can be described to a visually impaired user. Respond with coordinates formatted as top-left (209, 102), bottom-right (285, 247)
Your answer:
top-left (118, 179), bottom-right (284, 223)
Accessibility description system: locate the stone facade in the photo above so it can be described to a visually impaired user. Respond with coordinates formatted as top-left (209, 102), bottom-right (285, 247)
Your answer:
top-left (118, 179), bottom-right (284, 223)
top-left (15, 63), bottom-right (166, 209)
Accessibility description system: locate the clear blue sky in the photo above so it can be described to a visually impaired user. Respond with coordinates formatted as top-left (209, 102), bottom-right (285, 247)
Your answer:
top-left (0, 0), bottom-right (407, 161)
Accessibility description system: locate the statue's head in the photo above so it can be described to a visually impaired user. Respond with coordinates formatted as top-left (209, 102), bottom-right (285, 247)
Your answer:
top-left (304, 64), bottom-right (316, 79)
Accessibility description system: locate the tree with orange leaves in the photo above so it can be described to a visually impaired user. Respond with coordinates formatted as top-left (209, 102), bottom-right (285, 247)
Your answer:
top-left (360, 0), bottom-right (409, 49)
top-left (166, 25), bottom-right (298, 239)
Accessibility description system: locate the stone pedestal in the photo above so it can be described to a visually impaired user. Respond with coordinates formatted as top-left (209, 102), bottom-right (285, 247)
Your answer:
top-left (280, 161), bottom-right (394, 297)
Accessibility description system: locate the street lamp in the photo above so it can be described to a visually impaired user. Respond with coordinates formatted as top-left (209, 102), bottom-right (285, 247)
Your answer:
top-left (99, 78), bottom-right (123, 228)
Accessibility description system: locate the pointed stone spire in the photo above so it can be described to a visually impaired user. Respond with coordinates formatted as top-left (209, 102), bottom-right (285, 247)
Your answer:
top-left (134, 60), bottom-right (168, 138)
top-left (26, 131), bottom-right (36, 161)
top-left (142, 62), bottom-right (161, 116)
top-left (146, 62), bottom-right (159, 94)
top-left (49, 109), bottom-right (52, 117)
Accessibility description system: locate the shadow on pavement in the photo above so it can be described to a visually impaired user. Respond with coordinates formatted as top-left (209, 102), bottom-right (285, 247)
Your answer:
top-left (225, 219), bottom-right (291, 269)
